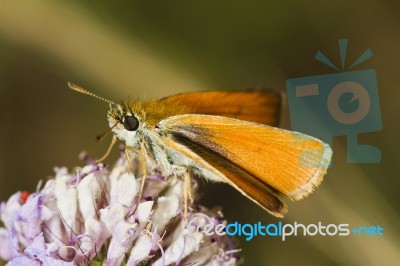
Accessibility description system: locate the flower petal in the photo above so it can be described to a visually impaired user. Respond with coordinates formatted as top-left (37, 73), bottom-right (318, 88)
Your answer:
top-left (137, 201), bottom-right (154, 224)
top-left (152, 228), bottom-right (203, 266)
top-left (54, 173), bottom-right (78, 231)
top-left (151, 195), bottom-right (179, 236)
top-left (100, 204), bottom-right (126, 233)
top-left (80, 217), bottom-right (109, 259)
top-left (110, 173), bottom-right (137, 208)
top-left (24, 232), bottom-right (47, 257)
top-left (41, 257), bottom-right (76, 266)
top-left (46, 242), bottom-right (59, 257)
top-left (126, 233), bottom-right (153, 265)
top-left (106, 222), bottom-right (137, 266)
top-left (1, 192), bottom-right (22, 228)
top-left (77, 173), bottom-right (102, 221)
top-left (5, 255), bottom-right (39, 266)
top-left (16, 194), bottom-right (43, 244)
top-left (0, 228), bottom-right (13, 260)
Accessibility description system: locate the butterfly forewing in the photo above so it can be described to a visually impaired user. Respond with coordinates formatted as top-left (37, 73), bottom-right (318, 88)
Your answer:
top-left (160, 115), bottom-right (332, 204)
top-left (162, 130), bottom-right (288, 217)
top-left (160, 89), bottom-right (281, 126)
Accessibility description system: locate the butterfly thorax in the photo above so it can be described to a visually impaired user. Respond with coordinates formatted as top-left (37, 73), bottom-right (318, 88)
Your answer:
top-left (107, 99), bottom-right (192, 147)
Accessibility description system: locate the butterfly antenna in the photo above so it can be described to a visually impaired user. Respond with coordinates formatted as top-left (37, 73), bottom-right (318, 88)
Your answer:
top-left (68, 82), bottom-right (116, 105)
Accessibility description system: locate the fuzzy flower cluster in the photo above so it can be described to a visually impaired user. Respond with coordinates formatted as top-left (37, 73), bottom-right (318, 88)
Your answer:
top-left (0, 153), bottom-right (240, 266)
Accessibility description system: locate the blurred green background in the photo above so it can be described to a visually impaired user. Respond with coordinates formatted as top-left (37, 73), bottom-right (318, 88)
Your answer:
top-left (1, 1), bottom-right (399, 265)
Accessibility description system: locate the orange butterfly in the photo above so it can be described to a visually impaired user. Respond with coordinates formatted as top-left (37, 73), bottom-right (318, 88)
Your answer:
top-left (69, 83), bottom-right (332, 218)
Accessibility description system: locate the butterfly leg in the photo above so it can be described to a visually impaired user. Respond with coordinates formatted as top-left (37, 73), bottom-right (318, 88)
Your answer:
top-left (124, 143), bottom-right (147, 216)
top-left (183, 170), bottom-right (194, 224)
top-left (95, 135), bottom-right (117, 163)
top-left (137, 141), bottom-right (148, 207)
top-left (124, 145), bottom-right (137, 171)
top-left (171, 165), bottom-right (193, 224)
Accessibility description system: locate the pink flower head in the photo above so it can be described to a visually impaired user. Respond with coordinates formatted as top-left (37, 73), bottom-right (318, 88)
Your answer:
top-left (0, 153), bottom-right (241, 265)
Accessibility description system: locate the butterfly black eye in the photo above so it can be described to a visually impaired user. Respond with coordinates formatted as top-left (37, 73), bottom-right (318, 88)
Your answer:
top-left (123, 115), bottom-right (139, 131)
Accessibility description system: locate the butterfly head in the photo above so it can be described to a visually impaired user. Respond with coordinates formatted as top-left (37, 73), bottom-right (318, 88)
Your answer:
top-left (107, 101), bottom-right (143, 147)
top-left (67, 82), bottom-right (144, 147)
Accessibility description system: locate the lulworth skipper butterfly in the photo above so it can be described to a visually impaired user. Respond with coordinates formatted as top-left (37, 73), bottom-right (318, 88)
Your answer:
top-left (68, 82), bottom-right (332, 218)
